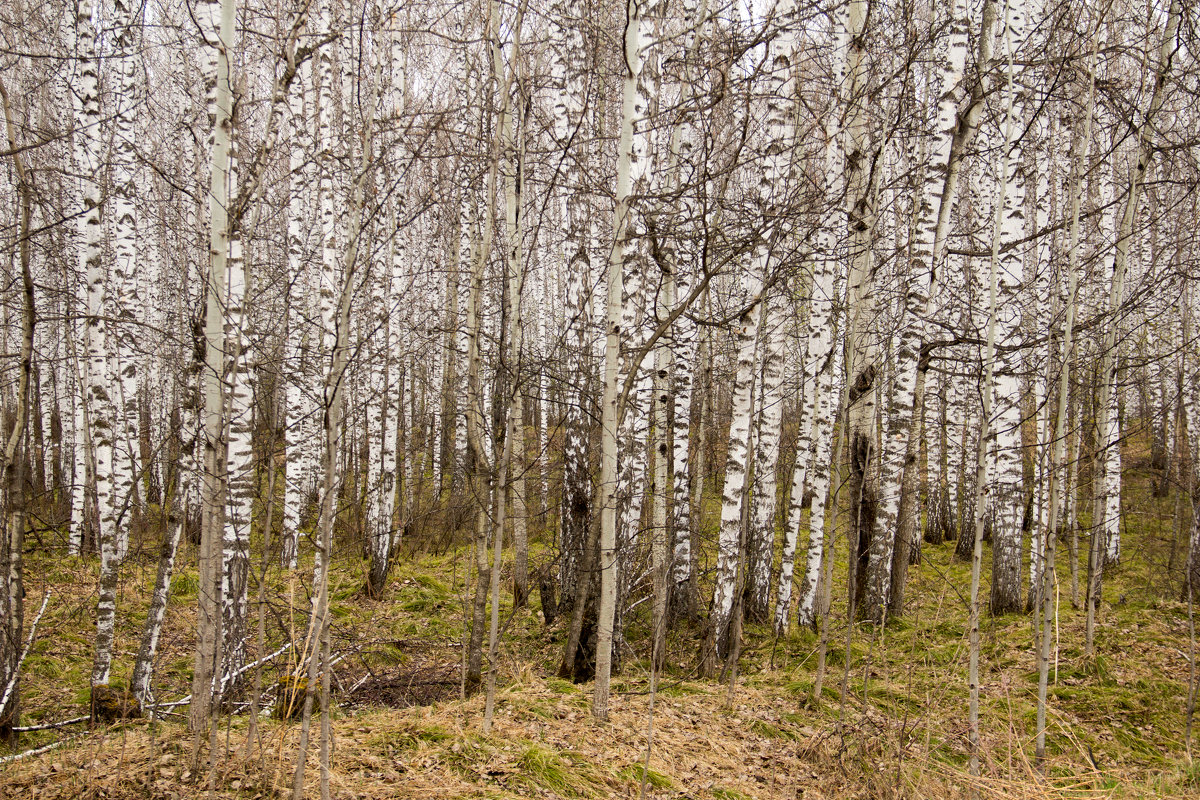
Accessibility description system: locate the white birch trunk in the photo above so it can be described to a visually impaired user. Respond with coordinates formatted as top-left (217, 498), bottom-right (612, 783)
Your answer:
top-left (281, 52), bottom-right (312, 570)
top-left (704, 0), bottom-right (798, 664)
top-left (68, 0), bottom-right (101, 555)
top-left (782, 7), bottom-right (847, 631)
top-left (1028, 104), bottom-right (1053, 610)
top-left (988, 0), bottom-right (1029, 616)
top-left (862, 0), bottom-right (974, 621)
top-left (594, 0), bottom-right (651, 721)
top-left (842, 0), bottom-right (881, 613)
top-left (1090, 0), bottom-right (1181, 577)
top-left (310, 0), bottom-right (339, 589)
top-left (1036, 16), bottom-right (1098, 756)
top-left (109, 0), bottom-right (142, 561)
top-left (706, 269), bottom-right (765, 670)
top-left (222, 133), bottom-right (252, 683)
top-left (367, 199), bottom-right (401, 596)
top-left (190, 0), bottom-right (235, 731)
top-left (745, 293), bottom-right (787, 623)
top-left (82, 0), bottom-right (117, 685)
top-left (608, 0), bottom-right (665, 670)
top-left (292, 6), bottom-right (383, 787)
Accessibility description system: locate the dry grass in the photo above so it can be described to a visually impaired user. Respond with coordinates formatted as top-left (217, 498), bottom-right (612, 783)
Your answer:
top-left (3, 665), bottom-right (1194, 799)
top-left (2, 431), bottom-right (1199, 798)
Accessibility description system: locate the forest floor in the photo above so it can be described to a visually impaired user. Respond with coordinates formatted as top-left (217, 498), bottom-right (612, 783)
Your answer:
top-left (1, 435), bottom-right (1199, 798)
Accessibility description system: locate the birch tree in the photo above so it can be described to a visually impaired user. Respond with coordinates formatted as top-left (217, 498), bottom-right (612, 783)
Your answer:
top-left (841, 0), bottom-right (880, 616)
top-left (281, 45), bottom-right (314, 571)
top-left (594, 0), bottom-right (657, 721)
top-left (744, 294), bottom-right (788, 624)
top-left (109, 0), bottom-right (143, 562)
top-left (550, 0), bottom-right (593, 616)
top-left (1036, 3), bottom-right (1102, 759)
top-left (293, 1), bottom-right (385, 790)
top-left (781, 4), bottom-right (847, 632)
top-left (0, 65), bottom-right (35, 735)
top-left (1087, 0), bottom-right (1181, 655)
top-left (703, 0), bottom-right (796, 671)
top-left (986, 0), bottom-right (1029, 617)
top-left (190, 0), bottom-right (235, 738)
top-left (92, 0), bottom-right (144, 690)
top-left (861, 0), bottom-right (979, 622)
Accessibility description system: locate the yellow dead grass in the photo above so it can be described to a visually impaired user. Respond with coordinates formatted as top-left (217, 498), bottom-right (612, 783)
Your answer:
top-left (1, 669), bottom-right (1190, 799)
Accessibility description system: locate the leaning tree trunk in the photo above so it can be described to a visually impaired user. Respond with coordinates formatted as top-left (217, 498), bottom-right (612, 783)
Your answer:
top-left (130, 442), bottom-right (183, 707)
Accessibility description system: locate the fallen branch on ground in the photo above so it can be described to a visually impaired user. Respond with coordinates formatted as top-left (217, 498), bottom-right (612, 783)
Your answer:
top-left (12, 715), bottom-right (88, 733)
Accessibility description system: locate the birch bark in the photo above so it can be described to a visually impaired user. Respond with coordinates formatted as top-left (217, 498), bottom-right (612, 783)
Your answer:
top-left (1087, 0), bottom-right (1181, 649)
top-left (862, 0), bottom-right (976, 621)
top-left (704, 0), bottom-right (796, 667)
top-left (222, 131), bottom-right (252, 684)
top-left (293, 4), bottom-right (383, 789)
top-left (1036, 7), bottom-right (1101, 758)
top-left (0, 68), bottom-right (34, 734)
top-left (745, 293), bottom-right (788, 623)
top-left (783, 7), bottom-right (847, 631)
top-left (69, 0), bottom-right (102, 557)
top-left (109, 0), bottom-right (143, 560)
top-left (594, 0), bottom-right (653, 721)
top-left (281, 52), bottom-right (313, 570)
top-left (190, 0), bottom-right (235, 736)
top-left (843, 0), bottom-right (880, 614)
top-left (988, 0), bottom-right (1029, 617)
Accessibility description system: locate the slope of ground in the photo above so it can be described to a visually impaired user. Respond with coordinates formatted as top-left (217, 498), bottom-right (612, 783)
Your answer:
top-left (5, 664), bottom-right (1195, 800)
top-left (1, 433), bottom-right (1199, 798)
